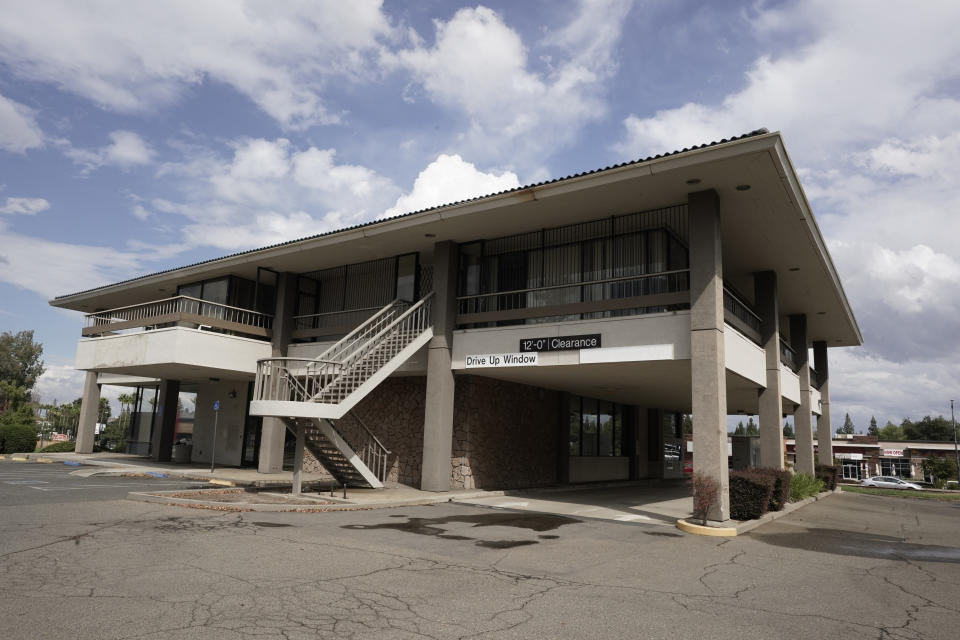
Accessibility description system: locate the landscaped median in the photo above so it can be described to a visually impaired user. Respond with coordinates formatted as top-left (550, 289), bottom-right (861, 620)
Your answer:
top-left (678, 466), bottom-right (841, 536)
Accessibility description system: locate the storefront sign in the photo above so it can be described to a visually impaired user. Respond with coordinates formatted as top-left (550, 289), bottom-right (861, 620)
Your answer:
top-left (519, 334), bottom-right (601, 353)
top-left (882, 449), bottom-right (905, 457)
top-left (836, 453), bottom-right (863, 460)
top-left (465, 352), bottom-right (538, 368)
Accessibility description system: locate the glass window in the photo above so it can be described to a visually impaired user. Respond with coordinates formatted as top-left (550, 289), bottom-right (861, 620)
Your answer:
top-left (396, 254), bottom-right (418, 302)
top-left (598, 402), bottom-right (614, 456)
top-left (568, 396), bottom-right (581, 456)
top-left (178, 282), bottom-right (201, 299)
top-left (581, 398), bottom-right (598, 456)
top-left (202, 278), bottom-right (229, 304)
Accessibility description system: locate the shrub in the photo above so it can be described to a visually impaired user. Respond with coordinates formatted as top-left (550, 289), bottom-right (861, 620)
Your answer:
top-left (40, 441), bottom-right (76, 453)
top-left (690, 471), bottom-right (720, 525)
top-left (754, 468), bottom-right (792, 511)
top-left (729, 471), bottom-right (775, 520)
top-left (815, 465), bottom-right (839, 491)
top-left (0, 423), bottom-right (38, 453)
top-left (789, 473), bottom-right (824, 502)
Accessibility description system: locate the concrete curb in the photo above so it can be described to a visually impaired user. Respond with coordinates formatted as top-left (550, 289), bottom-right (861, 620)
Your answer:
top-left (676, 519), bottom-right (738, 536)
top-left (676, 488), bottom-right (839, 537)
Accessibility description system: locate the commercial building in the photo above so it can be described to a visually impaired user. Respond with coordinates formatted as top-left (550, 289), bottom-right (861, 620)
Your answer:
top-left (51, 129), bottom-right (861, 521)
top-left (787, 436), bottom-right (958, 482)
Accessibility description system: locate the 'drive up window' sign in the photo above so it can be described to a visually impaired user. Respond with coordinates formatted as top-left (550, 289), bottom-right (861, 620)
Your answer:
top-left (519, 334), bottom-right (601, 353)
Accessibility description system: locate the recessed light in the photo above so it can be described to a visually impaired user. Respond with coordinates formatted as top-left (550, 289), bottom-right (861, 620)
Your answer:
top-left (424, 233), bottom-right (436, 238)
top-left (685, 178), bottom-right (701, 185)
top-left (735, 184), bottom-right (751, 191)
top-left (158, 288), bottom-right (167, 292)
top-left (817, 311), bottom-right (826, 315)
top-left (788, 267), bottom-right (800, 272)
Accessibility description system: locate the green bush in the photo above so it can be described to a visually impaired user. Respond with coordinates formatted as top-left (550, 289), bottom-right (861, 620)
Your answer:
top-left (729, 471), bottom-right (775, 520)
top-left (789, 473), bottom-right (824, 502)
top-left (40, 441), bottom-right (76, 453)
top-left (815, 465), bottom-right (839, 491)
top-left (0, 423), bottom-right (38, 453)
top-left (754, 468), bottom-right (792, 511)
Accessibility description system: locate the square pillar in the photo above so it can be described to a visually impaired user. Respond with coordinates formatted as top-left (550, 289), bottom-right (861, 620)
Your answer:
top-left (790, 315), bottom-right (815, 475)
top-left (688, 189), bottom-right (729, 521)
top-left (259, 271), bottom-right (297, 474)
top-left (421, 241), bottom-right (458, 491)
top-left (814, 341), bottom-right (833, 466)
top-left (75, 371), bottom-right (100, 454)
top-left (755, 271), bottom-right (784, 469)
top-left (151, 379), bottom-right (181, 462)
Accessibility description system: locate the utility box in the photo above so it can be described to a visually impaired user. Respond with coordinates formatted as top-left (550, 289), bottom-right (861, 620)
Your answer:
top-left (172, 443), bottom-right (193, 464)
top-left (731, 435), bottom-right (761, 470)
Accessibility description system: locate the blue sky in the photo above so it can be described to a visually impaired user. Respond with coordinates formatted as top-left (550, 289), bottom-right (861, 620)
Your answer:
top-left (1, 0), bottom-right (959, 432)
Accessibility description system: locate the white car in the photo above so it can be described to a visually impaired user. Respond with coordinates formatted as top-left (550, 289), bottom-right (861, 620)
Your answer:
top-left (860, 476), bottom-right (923, 490)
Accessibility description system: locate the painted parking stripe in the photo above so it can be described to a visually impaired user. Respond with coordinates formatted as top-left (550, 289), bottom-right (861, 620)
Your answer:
top-left (4, 480), bottom-right (49, 485)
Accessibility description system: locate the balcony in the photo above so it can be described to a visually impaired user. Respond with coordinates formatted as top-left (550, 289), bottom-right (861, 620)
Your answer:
top-left (456, 269), bottom-right (690, 326)
top-left (722, 286), bottom-right (762, 344)
top-left (83, 296), bottom-right (273, 340)
top-left (779, 337), bottom-right (798, 372)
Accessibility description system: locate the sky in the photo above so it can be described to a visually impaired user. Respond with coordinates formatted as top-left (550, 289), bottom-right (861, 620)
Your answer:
top-left (1, 0), bottom-right (959, 433)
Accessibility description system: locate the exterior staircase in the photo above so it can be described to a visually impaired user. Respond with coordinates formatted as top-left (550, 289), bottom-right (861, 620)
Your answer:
top-left (251, 293), bottom-right (434, 488)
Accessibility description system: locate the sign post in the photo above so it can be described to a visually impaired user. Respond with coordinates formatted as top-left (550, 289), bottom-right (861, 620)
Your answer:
top-left (210, 400), bottom-right (220, 473)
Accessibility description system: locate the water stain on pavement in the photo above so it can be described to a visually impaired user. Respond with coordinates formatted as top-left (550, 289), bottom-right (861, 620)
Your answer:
top-left (753, 527), bottom-right (960, 563)
top-left (342, 512), bottom-right (578, 548)
top-left (252, 521), bottom-right (293, 528)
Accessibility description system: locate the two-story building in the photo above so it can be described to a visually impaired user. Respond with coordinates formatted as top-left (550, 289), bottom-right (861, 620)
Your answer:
top-left (51, 129), bottom-right (862, 521)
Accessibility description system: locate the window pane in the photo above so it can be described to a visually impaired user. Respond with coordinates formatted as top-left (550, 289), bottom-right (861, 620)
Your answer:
top-left (568, 396), bottom-right (581, 456)
top-left (178, 282), bottom-right (201, 298)
top-left (598, 402), bottom-right (614, 456)
top-left (202, 278), bottom-right (229, 304)
top-left (613, 408), bottom-right (622, 456)
top-left (396, 254), bottom-right (417, 302)
top-left (581, 398), bottom-right (598, 456)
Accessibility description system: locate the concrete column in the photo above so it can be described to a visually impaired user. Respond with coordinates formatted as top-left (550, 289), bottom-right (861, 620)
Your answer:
top-left (688, 189), bottom-right (729, 521)
top-left (421, 241), bottom-right (458, 491)
top-left (75, 371), bottom-right (100, 454)
top-left (151, 379), bottom-right (181, 462)
top-left (814, 341), bottom-right (833, 466)
top-left (292, 421), bottom-right (305, 495)
top-left (259, 271), bottom-right (297, 474)
top-left (791, 315), bottom-right (815, 475)
top-left (755, 271), bottom-right (784, 469)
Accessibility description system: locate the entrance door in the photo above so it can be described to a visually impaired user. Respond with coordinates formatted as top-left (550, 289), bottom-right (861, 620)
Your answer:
top-left (240, 382), bottom-right (261, 467)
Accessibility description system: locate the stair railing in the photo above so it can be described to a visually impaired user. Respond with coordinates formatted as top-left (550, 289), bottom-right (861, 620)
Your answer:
top-left (310, 292), bottom-right (434, 404)
top-left (346, 412), bottom-right (391, 482)
top-left (312, 299), bottom-right (409, 366)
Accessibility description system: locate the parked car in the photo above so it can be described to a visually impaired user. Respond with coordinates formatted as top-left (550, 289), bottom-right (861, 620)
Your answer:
top-left (860, 476), bottom-right (923, 490)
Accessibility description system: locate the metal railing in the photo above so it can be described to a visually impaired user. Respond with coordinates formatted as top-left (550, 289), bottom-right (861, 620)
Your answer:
top-left (456, 269), bottom-right (690, 324)
top-left (84, 296), bottom-right (273, 336)
top-left (254, 293), bottom-right (434, 406)
top-left (723, 286), bottom-right (762, 343)
top-left (780, 338), bottom-right (798, 372)
top-left (349, 412), bottom-right (391, 483)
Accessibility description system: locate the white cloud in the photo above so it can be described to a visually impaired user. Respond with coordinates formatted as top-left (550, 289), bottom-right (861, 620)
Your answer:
top-left (0, 219), bottom-right (143, 299)
top-left (383, 154), bottom-right (520, 218)
top-left (32, 364), bottom-right (85, 407)
top-left (0, 92), bottom-right (44, 152)
top-left (63, 130), bottom-right (155, 172)
top-left (390, 1), bottom-right (632, 166)
top-left (615, 1), bottom-right (960, 161)
top-left (0, 197), bottom-right (50, 215)
top-left (0, 1), bottom-right (393, 129)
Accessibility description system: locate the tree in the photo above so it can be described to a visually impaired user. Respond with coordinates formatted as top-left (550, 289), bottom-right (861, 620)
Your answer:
top-left (97, 397), bottom-right (112, 424)
top-left (877, 421), bottom-right (905, 440)
top-left (922, 457), bottom-right (958, 488)
top-left (867, 416), bottom-right (879, 436)
top-left (838, 413), bottom-right (855, 435)
top-left (745, 416), bottom-right (759, 436)
top-left (902, 415), bottom-right (954, 441)
top-left (733, 422), bottom-right (745, 435)
top-left (783, 421), bottom-right (795, 438)
top-left (0, 330), bottom-right (44, 403)
top-left (681, 414), bottom-right (692, 435)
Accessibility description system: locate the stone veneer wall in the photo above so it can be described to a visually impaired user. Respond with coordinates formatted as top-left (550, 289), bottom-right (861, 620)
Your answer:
top-left (451, 376), bottom-right (561, 490)
top-left (332, 377), bottom-right (426, 486)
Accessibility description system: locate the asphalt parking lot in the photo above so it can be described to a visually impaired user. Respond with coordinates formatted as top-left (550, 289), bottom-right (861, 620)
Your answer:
top-left (1, 461), bottom-right (958, 639)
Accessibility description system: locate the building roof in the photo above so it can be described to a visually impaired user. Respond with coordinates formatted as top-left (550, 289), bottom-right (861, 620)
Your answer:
top-left (53, 129), bottom-right (770, 301)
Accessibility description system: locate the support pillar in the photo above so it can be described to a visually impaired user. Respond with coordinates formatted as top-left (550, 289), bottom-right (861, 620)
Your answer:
top-left (791, 315), bottom-right (815, 475)
top-left (75, 371), bottom-right (100, 454)
top-left (151, 379), bottom-right (181, 462)
top-left (292, 421), bottom-right (305, 495)
top-left (259, 271), bottom-right (297, 474)
top-left (421, 241), bottom-right (458, 491)
top-left (814, 341), bottom-right (833, 466)
top-left (755, 271), bottom-right (784, 469)
top-left (688, 190), bottom-right (729, 521)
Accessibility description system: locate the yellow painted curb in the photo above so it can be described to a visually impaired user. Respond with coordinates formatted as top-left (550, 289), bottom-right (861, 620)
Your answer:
top-left (36, 458), bottom-right (54, 463)
top-left (11, 456), bottom-right (29, 462)
top-left (0, 454), bottom-right (6, 460)
top-left (209, 479), bottom-right (236, 487)
top-left (676, 519), bottom-right (737, 537)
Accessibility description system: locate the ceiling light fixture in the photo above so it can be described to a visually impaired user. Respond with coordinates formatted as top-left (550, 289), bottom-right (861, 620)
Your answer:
top-left (788, 267), bottom-right (800, 272)
top-left (685, 178), bottom-right (701, 185)
top-left (735, 184), bottom-right (751, 191)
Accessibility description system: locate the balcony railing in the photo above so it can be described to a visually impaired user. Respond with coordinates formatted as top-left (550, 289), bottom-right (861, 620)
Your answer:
top-left (455, 269), bottom-right (690, 326)
top-left (83, 296), bottom-right (273, 339)
top-left (779, 337), bottom-right (798, 372)
top-left (722, 287), bottom-right (762, 344)
top-left (292, 306), bottom-right (382, 340)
